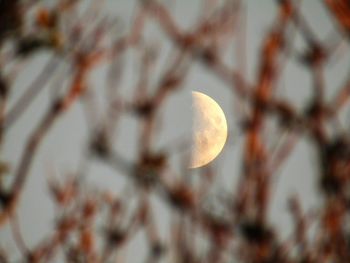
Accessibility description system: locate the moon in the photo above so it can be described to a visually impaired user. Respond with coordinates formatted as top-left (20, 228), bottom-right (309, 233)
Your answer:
top-left (190, 91), bottom-right (228, 168)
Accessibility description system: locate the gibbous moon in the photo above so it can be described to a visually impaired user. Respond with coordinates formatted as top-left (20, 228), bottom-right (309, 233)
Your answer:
top-left (190, 91), bottom-right (228, 168)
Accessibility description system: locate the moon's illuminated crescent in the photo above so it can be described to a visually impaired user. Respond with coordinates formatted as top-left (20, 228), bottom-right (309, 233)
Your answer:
top-left (190, 91), bottom-right (228, 168)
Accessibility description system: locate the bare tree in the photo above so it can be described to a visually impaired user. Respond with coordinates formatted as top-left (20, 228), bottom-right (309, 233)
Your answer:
top-left (1, 0), bottom-right (350, 262)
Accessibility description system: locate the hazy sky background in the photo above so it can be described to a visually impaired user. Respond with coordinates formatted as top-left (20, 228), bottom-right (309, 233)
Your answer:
top-left (2, 0), bottom-right (350, 262)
